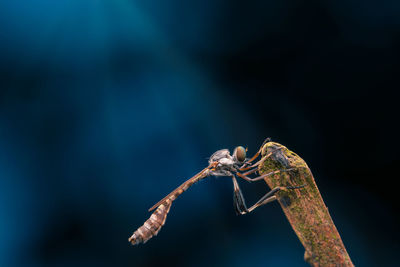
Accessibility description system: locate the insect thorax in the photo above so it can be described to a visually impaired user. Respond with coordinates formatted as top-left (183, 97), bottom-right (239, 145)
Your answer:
top-left (208, 149), bottom-right (238, 176)
top-left (209, 149), bottom-right (230, 163)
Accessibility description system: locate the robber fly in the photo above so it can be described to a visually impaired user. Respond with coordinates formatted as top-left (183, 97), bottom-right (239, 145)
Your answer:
top-left (129, 138), bottom-right (304, 245)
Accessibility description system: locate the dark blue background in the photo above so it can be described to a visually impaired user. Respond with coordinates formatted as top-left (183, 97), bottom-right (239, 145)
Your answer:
top-left (0, 1), bottom-right (399, 266)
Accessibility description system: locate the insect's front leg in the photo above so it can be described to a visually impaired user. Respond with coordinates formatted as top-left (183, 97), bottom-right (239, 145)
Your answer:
top-left (238, 138), bottom-right (271, 170)
top-left (239, 145), bottom-right (285, 171)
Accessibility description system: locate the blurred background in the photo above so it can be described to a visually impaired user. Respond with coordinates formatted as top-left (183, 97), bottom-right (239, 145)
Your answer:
top-left (0, 0), bottom-right (399, 266)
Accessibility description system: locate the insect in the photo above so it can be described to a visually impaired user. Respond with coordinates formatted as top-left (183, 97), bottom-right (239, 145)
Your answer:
top-left (128, 138), bottom-right (305, 245)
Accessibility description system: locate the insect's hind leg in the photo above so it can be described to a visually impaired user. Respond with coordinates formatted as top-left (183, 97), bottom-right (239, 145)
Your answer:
top-left (232, 174), bottom-right (279, 215)
top-left (247, 196), bottom-right (277, 213)
top-left (232, 176), bottom-right (249, 215)
top-left (246, 184), bottom-right (304, 213)
top-left (232, 176), bottom-right (305, 215)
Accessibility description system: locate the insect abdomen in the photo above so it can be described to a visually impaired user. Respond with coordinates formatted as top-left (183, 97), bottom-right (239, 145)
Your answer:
top-left (129, 200), bottom-right (172, 245)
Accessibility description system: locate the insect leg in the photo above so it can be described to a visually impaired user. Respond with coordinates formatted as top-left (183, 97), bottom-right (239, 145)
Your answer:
top-left (239, 146), bottom-right (284, 171)
top-left (241, 167), bottom-right (258, 177)
top-left (247, 196), bottom-right (277, 213)
top-left (237, 184), bottom-right (305, 214)
top-left (238, 138), bottom-right (271, 170)
top-left (236, 168), bottom-right (298, 182)
top-left (232, 176), bottom-right (248, 215)
top-left (250, 184), bottom-right (305, 211)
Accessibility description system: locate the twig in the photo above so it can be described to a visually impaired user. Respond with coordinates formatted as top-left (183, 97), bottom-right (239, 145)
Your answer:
top-left (258, 142), bottom-right (354, 266)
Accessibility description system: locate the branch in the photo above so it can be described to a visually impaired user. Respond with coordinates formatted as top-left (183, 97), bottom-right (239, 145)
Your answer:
top-left (258, 142), bottom-right (354, 266)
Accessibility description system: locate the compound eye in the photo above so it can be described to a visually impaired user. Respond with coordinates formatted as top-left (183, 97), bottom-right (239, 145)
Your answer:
top-left (234, 146), bottom-right (246, 162)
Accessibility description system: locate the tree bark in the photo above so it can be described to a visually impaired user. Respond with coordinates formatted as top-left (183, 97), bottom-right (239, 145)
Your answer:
top-left (258, 142), bottom-right (354, 267)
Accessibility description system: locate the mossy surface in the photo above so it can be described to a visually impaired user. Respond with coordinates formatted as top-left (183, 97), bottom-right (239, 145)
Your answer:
top-left (258, 142), bottom-right (353, 267)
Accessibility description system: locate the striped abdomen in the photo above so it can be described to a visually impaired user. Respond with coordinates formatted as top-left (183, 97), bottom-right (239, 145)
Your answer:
top-left (129, 200), bottom-right (172, 245)
top-left (129, 165), bottom-right (215, 245)
top-left (148, 167), bottom-right (212, 212)
top-left (128, 181), bottom-right (195, 245)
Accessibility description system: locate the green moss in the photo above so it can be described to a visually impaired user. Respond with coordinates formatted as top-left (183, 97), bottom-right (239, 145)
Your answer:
top-left (257, 142), bottom-right (353, 266)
